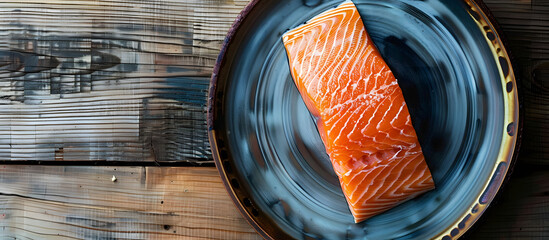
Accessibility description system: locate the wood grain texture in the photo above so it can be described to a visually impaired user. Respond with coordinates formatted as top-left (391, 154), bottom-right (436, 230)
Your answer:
top-left (484, 0), bottom-right (549, 165)
top-left (0, 165), bottom-right (261, 240)
top-left (0, 0), bottom-right (248, 163)
top-left (1, 165), bottom-right (548, 240)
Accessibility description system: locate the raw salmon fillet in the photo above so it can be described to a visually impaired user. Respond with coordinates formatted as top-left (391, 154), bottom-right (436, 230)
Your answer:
top-left (282, 1), bottom-right (434, 223)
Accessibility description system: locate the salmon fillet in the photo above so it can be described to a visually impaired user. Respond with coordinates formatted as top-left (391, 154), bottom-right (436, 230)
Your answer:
top-left (282, 1), bottom-right (434, 223)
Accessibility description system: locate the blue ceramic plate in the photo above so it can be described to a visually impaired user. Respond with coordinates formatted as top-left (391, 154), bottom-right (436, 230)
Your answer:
top-left (208, 0), bottom-right (520, 239)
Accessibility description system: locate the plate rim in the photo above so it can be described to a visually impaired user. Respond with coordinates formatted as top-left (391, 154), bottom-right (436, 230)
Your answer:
top-left (207, 0), bottom-right (277, 239)
top-left (207, 0), bottom-right (522, 239)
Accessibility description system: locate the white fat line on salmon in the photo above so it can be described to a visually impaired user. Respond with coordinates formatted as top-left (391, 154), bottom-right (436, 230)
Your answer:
top-left (327, 85), bottom-right (395, 144)
top-left (327, 10), bottom-right (363, 101)
top-left (303, 27), bottom-right (322, 83)
top-left (295, 9), bottom-right (354, 98)
top-left (324, 91), bottom-right (383, 114)
top-left (346, 44), bottom-right (373, 95)
top-left (312, 20), bottom-right (337, 86)
top-left (359, 48), bottom-right (375, 93)
top-left (332, 42), bottom-right (375, 108)
top-left (314, 11), bottom-right (353, 98)
top-left (348, 163), bottom-right (391, 200)
top-left (302, 11), bottom-right (348, 93)
top-left (375, 91), bottom-right (398, 131)
top-left (379, 157), bottom-right (424, 199)
top-left (330, 102), bottom-right (365, 144)
top-left (389, 100), bottom-right (407, 126)
top-left (360, 90), bottom-right (387, 136)
top-left (353, 154), bottom-right (414, 202)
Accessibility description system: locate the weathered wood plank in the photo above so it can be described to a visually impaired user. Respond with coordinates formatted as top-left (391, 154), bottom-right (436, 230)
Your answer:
top-left (0, 165), bottom-right (548, 239)
top-left (0, 0), bottom-right (249, 162)
top-left (0, 165), bottom-right (261, 240)
top-left (484, 0), bottom-right (549, 165)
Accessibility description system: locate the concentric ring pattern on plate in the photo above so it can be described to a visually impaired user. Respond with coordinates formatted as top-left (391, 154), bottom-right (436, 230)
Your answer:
top-left (208, 0), bottom-right (519, 239)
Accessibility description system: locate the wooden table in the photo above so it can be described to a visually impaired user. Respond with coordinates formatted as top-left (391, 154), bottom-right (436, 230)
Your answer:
top-left (0, 0), bottom-right (547, 239)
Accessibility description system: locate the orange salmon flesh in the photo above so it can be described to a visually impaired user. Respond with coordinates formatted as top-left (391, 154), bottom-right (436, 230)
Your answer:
top-left (282, 1), bottom-right (435, 223)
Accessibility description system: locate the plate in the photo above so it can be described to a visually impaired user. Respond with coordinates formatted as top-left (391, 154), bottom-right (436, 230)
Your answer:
top-left (208, 0), bottom-right (520, 239)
